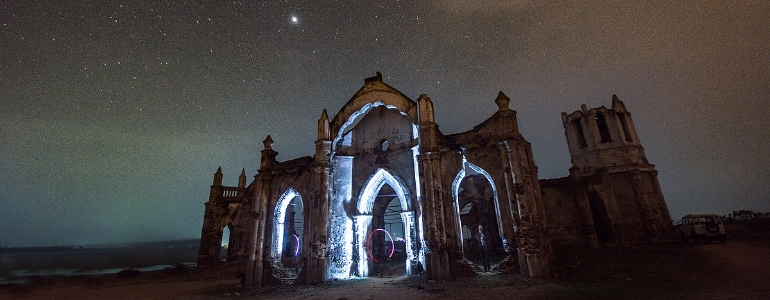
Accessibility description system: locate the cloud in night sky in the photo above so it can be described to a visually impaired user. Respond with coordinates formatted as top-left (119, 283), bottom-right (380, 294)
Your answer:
top-left (1, 1), bottom-right (768, 246)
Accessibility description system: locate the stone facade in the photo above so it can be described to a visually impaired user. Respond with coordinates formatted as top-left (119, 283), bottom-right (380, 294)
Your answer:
top-left (196, 73), bottom-right (673, 286)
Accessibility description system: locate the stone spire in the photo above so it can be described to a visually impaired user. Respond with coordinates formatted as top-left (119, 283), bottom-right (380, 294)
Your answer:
top-left (212, 167), bottom-right (223, 186)
top-left (318, 109), bottom-right (330, 141)
top-left (238, 168), bottom-right (247, 188)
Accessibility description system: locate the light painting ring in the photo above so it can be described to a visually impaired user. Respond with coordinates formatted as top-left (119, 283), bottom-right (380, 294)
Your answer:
top-left (365, 228), bottom-right (395, 263)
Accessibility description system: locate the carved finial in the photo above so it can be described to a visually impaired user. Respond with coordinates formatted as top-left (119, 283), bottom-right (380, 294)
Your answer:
top-left (213, 167), bottom-right (223, 186)
top-left (318, 109), bottom-right (331, 140)
top-left (495, 91), bottom-right (511, 111)
top-left (263, 135), bottom-right (274, 149)
top-left (237, 168), bottom-right (246, 188)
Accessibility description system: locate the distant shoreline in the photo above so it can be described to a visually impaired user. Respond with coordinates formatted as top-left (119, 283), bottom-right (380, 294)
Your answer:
top-left (0, 240), bottom-right (200, 280)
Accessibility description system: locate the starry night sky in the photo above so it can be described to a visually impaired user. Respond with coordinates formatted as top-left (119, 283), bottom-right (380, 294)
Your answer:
top-left (1, 1), bottom-right (768, 247)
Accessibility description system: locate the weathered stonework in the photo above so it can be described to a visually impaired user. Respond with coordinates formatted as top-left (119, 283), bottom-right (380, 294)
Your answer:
top-left (196, 73), bottom-right (673, 286)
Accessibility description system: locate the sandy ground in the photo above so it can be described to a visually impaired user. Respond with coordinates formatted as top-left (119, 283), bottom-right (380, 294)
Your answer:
top-left (2, 226), bottom-right (768, 300)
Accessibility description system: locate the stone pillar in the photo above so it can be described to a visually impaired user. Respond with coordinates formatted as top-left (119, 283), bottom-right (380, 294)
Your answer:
top-left (496, 141), bottom-right (522, 273)
top-left (400, 211), bottom-right (416, 275)
top-left (302, 163), bottom-right (331, 284)
top-left (197, 167), bottom-right (225, 267)
top-left (416, 94), bottom-right (452, 280)
top-left (297, 109), bottom-right (332, 284)
top-left (245, 136), bottom-right (278, 287)
top-left (353, 215), bottom-right (373, 277)
top-left (507, 140), bottom-right (550, 278)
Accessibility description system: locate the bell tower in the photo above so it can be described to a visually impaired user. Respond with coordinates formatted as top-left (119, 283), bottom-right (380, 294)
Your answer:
top-left (561, 94), bottom-right (649, 175)
top-left (561, 95), bottom-right (673, 243)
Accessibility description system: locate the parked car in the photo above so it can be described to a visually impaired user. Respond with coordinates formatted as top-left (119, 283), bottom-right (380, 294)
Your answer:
top-left (679, 214), bottom-right (726, 243)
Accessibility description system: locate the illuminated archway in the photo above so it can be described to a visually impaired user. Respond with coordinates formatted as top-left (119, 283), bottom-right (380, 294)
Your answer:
top-left (271, 188), bottom-right (304, 260)
top-left (332, 101), bottom-right (419, 152)
top-left (358, 168), bottom-right (410, 214)
top-left (452, 160), bottom-right (501, 266)
top-left (354, 169), bottom-right (415, 277)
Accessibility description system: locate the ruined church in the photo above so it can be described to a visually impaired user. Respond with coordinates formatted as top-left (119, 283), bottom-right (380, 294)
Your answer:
top-left (196, 73), bottom-right (673, 287)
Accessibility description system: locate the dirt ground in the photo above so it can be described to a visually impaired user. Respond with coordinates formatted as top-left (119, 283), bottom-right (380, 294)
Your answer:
top-left (2, 225), bottom-right (768, 300)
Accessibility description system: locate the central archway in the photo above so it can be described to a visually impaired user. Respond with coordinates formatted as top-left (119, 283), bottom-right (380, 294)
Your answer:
top-left (354, 168), bottom-right (416, 277)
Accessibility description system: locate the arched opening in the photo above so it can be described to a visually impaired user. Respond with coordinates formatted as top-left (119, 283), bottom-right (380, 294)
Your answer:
top-left (453, 162), bottom-right (504, 273)
top-left (366, 187), bottom-right (407, 277)
top-left (272, 188), bottom-right (304, 277)
top-left (220, 225), bottom-right (231, 261)
top-left (355, 169), bottom-right (415, 278)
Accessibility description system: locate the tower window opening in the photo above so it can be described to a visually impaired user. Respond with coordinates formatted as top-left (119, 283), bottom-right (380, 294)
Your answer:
top-left (573, 119), bottom-right (588, 148)
top-left (595, 114), bottom-right (613, 143)
top-left (618, 114), bottom-right (633, 142)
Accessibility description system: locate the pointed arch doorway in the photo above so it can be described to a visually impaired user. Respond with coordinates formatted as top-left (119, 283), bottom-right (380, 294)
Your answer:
top-left (453, 162), bottom-right (506, 272)
top-left (271, 188), bottom-right (304, 276)
top-left (353, 169), bottom-right (417, 277)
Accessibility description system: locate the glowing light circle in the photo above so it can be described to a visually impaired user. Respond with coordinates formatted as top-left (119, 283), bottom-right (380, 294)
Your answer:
top-left (292, 234), bottom-right (300, 257)
top-left (365, 228), bottom-right (395, 263)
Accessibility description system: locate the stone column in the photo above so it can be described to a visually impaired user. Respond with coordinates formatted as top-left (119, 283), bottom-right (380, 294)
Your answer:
top-left (400, 211), bottom-right (416, 275)
top-left (197, 167), bottom-right (225, 266)
top-left (507, 140), bottom-right (550, 278)
top-left (497, 141), bottom-right (522, 273)
top-left (416, 94), bottom-right (452, 280)
top-left (299, 109), bottom-right (332, 284)
top-left (245, 136), bottom-right (277, 287)
top-left (353, 215), bottom-right (373, 277)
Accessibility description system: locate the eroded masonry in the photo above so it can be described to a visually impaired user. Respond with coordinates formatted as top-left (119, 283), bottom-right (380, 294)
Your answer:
top-left (197, 73), bottom-right (673, 286)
